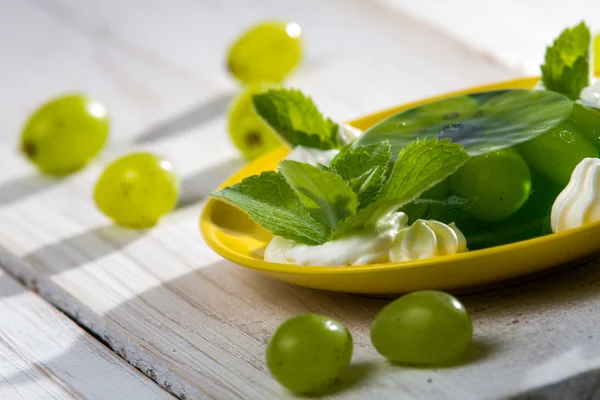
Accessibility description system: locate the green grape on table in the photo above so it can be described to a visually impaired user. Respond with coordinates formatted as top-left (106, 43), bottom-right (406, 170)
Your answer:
top-left (20, 94), bottom-right (109, 175)
top-left (450, 147), bottom-right (532, 222)
top-left (371, 291), bottom-right (472, 366)
top-left (228, 83), bottom-right (282, 160)
top-left (94, 153), bottom-right (179, 228)
top-left (227, 20), bottom-right (302, 84)
top-left (266, 314), bottom-right (353, 394)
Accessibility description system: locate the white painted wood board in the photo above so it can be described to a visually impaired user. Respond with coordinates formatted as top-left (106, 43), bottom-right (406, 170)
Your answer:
top-left (2, 0), bottom-right (600, 399)
top-left (0, 270), bottom-right (174, 399)
top-left (379, 0), bottom-right (600, 74)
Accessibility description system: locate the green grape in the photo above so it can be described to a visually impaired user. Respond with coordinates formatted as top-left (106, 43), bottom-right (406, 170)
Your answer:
top-left (227, 21), bottom-right (302, 84)
top-left (565, 103), bottom-right (600, 149)
top-left (450, 147), bottom-right (532, 222)
top-left (94, 153), bottom-right (179, 228)
top-left (228, 83), bottom-right (283, 160)
top-left (20, 94), bottom-right (109, 175)
top-left (371, 291), bottom-right (472, 366)
top-left (517, 123), bottom-right (598, 187)
top-left (266, 314), bottom-right (353, 394)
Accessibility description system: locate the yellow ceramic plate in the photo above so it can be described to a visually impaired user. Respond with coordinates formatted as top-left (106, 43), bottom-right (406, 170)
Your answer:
top-left (201, 77), bottom-right (600, 295)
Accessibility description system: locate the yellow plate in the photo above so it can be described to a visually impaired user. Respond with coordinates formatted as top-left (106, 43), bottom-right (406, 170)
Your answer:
top-left (201, 77), bottom-right (600, 295)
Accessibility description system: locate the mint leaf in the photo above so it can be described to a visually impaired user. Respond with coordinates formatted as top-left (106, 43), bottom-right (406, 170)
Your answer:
top-left (210, 171), bottom-right (328, 245)
top-left (330, 142), bottom-right (391, 207)
top-left (350, 165), bottom-right (387, 207)
top-left (317, 163), bottom-right (335, 173)
top-left (333, 138), bottom-right (469, 236)
top-left (252, 89), bottom-right (340, 150)
top-left (279, 160), bottom-right (357, 234)
top-left (541, 22), bottom-right (591, 100)
top-left (330, 142), bottom-right (391, 181)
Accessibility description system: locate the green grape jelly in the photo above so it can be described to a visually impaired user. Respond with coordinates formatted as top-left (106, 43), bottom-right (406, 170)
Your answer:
top-left (517, 123), bottom-right (598, 186)
top-left (363, 89), bottom-right (599, 250)
top-left (450, 148), bottom-right (531, 222)
top-left (412, 95), bottom-right (480, 123)
top-left (564, 103), bottom-right (600, 149)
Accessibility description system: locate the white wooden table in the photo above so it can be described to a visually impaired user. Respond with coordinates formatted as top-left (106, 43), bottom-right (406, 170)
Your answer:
top-left (1, 1), bottom-right (600, 399)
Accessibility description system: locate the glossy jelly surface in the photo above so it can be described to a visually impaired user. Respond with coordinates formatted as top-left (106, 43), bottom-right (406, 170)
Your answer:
top-left (357, 89), bottom-right (600, 250)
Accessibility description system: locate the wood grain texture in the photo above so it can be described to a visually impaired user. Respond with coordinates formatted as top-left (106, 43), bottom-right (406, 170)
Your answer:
top-left (0, 270), bottom-right (174, 400)
top-left (380, 0), bottom-right (600, 74)
top-left (2, 0), bottom-right (599, 399)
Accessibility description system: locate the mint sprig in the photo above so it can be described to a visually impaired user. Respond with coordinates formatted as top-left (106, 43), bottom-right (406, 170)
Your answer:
top-left (279, 160), bottom-right (357, 235)
top-left (211, 138), bottom-right (469, 245)
top-left (332, 138), bottom-right (469, 236)
top-left (330, 142), bottom-right (391, 208)
top-left (252, 88), bottom-right (341, 150)
top-left (541, 22), bottom-right (591, 100)
top-left (210, 171), bottom-right (329, 245)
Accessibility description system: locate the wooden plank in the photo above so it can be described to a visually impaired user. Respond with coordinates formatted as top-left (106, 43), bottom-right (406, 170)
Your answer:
top-left (7, 0), bottom-right (600, 399)
top-left (379, 0), bottom-right (600, 74)
top-left (0, 270), bottom-right (174, 400)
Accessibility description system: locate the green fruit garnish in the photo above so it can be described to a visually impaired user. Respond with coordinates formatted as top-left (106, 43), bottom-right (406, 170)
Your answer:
top-left (266, 314), bottom-right (353, 394)
top-left (94, 153), bottom-right (179, 228)
top-left (20, 94), bottom-right (109, 175)
top-left (227, 21), bottom-right (302, 84)
top-left (371, 291), bottom-right (472, 366)
top-left (451, 148), bottom-right (532, 222)
top-left (228, 84), bottom-right (282, 160)
top-left (517, 123), bottom-right (598, 187)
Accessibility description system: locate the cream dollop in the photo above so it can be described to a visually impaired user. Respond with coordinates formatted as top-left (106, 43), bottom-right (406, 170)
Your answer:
top-left (285, 146), bottom-right (339, 166)
top-left (551, 157), bottom-right (600, 232)
top-left (338, 123), bottom-right (363, 142)
top-left (264, 212), bottom-right (408, 266)
top-left (580, 79), bottom-right (600, 109)
top-left (389, 220), bottom-right (467, 262)
top-left (264, 213), bottom-right (468, 266)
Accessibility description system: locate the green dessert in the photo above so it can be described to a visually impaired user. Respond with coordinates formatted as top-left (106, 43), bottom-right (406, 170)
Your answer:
top-left (210, 22), bottom-right (600, 265)
top-left (353, 89), bottom-right (600, 250)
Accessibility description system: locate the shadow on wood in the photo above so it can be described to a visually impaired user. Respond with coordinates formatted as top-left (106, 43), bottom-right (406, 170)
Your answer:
top-left (0, 174), bottom-right (60, 207)
top-left (7, 249), bottom-right (600, 398)
top-left (0, 274), bottom-right (26, 299)
top-left (177, 157), bottom-right (245, 209)
top-left (132, 92), bottom-right (234, 144)
top-left (22, 226), bottom-right (147, 276)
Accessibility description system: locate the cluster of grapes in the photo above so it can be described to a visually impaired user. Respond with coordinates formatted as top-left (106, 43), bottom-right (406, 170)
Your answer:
top-left (267, 291), bottom-right (472, 394)
top-left (20, 95), bottom-right (179, 228)
top-left (226, 21), bottom-right (303, 160)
